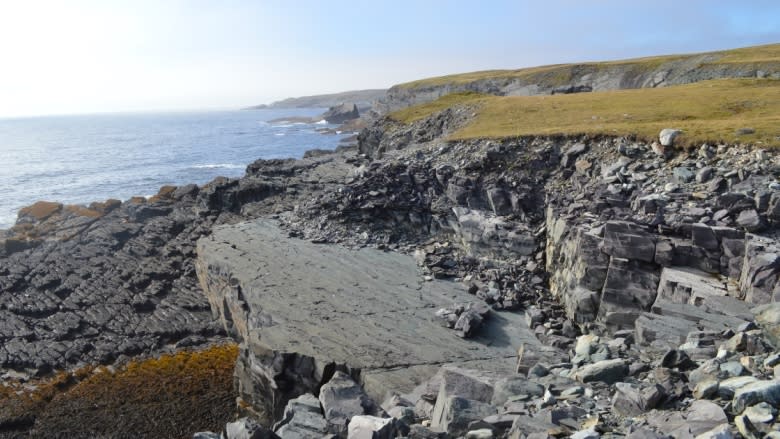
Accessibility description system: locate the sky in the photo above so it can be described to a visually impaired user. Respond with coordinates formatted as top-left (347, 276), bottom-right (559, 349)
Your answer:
top-left (0, 0), bottom-right (778, 118)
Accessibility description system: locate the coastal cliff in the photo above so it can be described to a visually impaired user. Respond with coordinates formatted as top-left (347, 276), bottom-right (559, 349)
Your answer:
top-left (2, 44), bottom-right (780, 438)
top-left (378, 43), bottom-right (780, 112)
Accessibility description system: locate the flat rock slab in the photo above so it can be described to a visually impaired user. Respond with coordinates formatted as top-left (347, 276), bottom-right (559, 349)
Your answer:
top-left (196, 219), bottom-right (537, 413)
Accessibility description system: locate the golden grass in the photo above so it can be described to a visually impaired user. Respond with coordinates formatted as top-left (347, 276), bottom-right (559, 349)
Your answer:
top-left (450, 79), bottom-right (780, 147)
top-left (0, 344), bottom-right (239, 437)
top-left (390, 91), bottom-right (486, 124)
top-left (388, 79), bottom-right (780, 148)
top-left (396, 43), bottom-right (780, 90)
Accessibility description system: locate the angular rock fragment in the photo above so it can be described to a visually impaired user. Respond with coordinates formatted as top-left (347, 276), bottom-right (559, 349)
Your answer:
top-left (573, 359), bottom-right (628, 385)
top-left (348, 415), bottom-right (397, 439)
top-left (319, 372), bottom-right (379, 435)
top-left (273, 393), bottom-right (329, 438)
top-left (430, 396), bottom-right (496, 437)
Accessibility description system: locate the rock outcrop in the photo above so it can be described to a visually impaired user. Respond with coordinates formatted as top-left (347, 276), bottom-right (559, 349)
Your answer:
top-left (3, 90), bottom-right (780, 438)
top-left (322, 103), bottom-right (360, 124)
top-left (377, 47), bottom-right (780, 112)
top-left (195, 219), bottom-right (537, 423)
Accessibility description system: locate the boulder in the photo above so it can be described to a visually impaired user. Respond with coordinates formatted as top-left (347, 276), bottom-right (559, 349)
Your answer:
top-left (673, 167), bottom-right (695, 184)
top-left (430, 367), bottom-right (499, 426)
top-left (573, 359), bottom-right (628, 384)
top-left (739, 237), bottom-right (780, 304)
top-left (732, 379), bottom-right (780, 414)
top-left (430, 396), bottom-right (497, 437)
top-left (611, 383), bottom-right (664, 417)
top-left (348, 415), bottom-right (396, 439)
top-left (754, 303), bottom-right (780, 348)
top-left (506, 415), bottom-right (557, 439)
top-left (490, 376), bottom-right (545, 406)
top-left (319, 372), bottom-right (378, 434)
top-left (273, 393), bottom-right (329, 438)
top-left (659, 129), bottom-right (682, 147)
top-left (322, 103), bottom-right (359, 124)
top-left (736, 210), bottom-right (763, 232)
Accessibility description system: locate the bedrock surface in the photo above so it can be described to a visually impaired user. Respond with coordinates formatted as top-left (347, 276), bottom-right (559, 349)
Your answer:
top-left (196, 219), bottom-right (537, 420)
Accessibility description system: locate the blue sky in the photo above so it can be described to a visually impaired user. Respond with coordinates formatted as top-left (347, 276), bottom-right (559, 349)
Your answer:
top-left (0, 0), bottom-right (777, 117)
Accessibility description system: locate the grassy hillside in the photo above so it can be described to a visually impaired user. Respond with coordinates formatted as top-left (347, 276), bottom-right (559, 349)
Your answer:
top-left (390, 79), bottom-right (780, 147)
top-left (396, 43), bottom-right (780, 90)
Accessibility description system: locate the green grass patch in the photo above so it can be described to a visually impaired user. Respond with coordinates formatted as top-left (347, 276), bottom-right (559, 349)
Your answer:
top-left (396, 43), bottom-right (780, 90)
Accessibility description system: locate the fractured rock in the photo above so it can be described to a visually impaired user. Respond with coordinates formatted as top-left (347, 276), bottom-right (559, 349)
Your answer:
top-left (430, 396), bottom-right (496, 437)
top-left (319, 372), bottom-right (378, 434)
top-left (573, 359), bottom-right (628, 385)
top-left (273, 393), bottom-right (329, 438)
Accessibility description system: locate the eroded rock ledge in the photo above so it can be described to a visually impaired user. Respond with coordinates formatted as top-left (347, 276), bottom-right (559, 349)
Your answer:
top-left (195, 219), bottom-right (537, 422)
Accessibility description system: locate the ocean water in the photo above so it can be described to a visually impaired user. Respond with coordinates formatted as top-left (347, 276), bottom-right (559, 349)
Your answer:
top-left (0, 109), bottom-right (348, 229)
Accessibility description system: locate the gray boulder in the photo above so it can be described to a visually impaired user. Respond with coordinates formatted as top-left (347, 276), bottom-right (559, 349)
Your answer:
top-left (573, 359), bottom-right (628, 384)
top-left (490, 376), bottom-right (545, 406)
top-left (319, 372), bottom-right (378, 435)
top-left (430, 396), bottom-right (497, 437)
top-left (273, 393), bottom-right (329, 438)
top-left (736, 209), bottom-right (763, 232)
top-left (754, 303), bottom-right (780, 348)
top-left (659, 129), bottom-right (682, 147)
top-left (732, 379), bottom-right (780, 413)
top-left (611, 382), bottom-right (664, 417)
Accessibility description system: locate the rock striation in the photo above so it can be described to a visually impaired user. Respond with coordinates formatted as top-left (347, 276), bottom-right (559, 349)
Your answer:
top-left (195, 219), bottom-right (536, 423)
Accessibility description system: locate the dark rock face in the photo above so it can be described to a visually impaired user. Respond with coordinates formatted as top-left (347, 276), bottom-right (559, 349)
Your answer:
top-left (322, 103), bottom-right (360, 124)
top-left (0, 153), bottom-right (349, 376)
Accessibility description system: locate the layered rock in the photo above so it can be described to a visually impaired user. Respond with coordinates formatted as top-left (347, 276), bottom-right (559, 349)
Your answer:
top-left (195, 219), bottom-right (538, 423)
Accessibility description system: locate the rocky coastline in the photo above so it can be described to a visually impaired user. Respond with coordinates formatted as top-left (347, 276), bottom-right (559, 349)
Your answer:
top-left (2, 103), bottom-right (780, 437)
top-left (2, 45), bottom-right (780, 437)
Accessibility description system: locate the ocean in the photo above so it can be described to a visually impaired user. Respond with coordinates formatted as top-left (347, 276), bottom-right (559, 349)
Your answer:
top-left (0, 109), bottom-right (349, 229)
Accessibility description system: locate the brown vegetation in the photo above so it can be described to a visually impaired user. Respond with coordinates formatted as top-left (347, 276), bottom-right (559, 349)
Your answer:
top-left (0, 344), bottom-right (238, 439)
